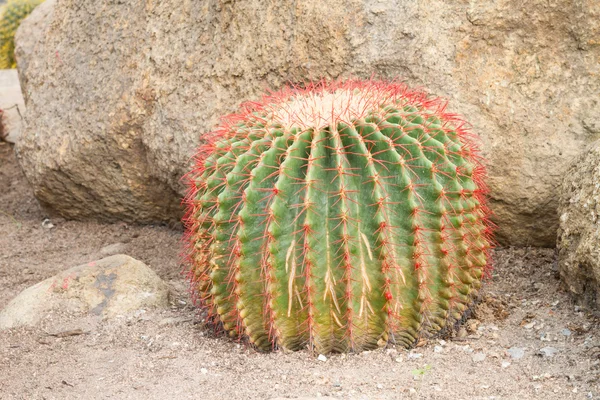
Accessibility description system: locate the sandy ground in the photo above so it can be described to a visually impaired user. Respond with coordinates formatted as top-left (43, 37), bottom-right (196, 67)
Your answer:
top-left (1, 141), bottom-right (599, 400)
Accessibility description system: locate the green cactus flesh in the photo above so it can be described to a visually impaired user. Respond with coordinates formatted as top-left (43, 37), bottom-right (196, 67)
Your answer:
top-left (0, 0), bottom-right (43, 69)
top-left (184, 80), bottom-right (493, 353)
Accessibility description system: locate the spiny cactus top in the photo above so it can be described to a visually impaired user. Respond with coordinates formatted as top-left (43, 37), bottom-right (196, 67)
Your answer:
top-left (0, 0), bottom-right (43, 69)
top-left (184, 79), bottom-right (493, 353)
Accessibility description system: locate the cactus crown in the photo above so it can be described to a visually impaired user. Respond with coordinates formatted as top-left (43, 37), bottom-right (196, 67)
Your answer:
top-left (0, 0), bottom-right (43, 69)
top-left (184, 79), bottom-right (493, 353)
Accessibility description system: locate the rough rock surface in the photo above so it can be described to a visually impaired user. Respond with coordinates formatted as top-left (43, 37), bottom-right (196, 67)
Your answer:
top-left (557, 141), bottom-right (600, 309)
top-left (0, 254), bottom-right (170, 329)
top-left (0, 69), bottom-right (25, 144)
top-left (14, 0), bottom-right (600, 245)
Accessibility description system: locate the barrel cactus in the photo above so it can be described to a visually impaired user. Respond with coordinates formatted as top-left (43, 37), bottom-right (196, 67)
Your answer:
top-left (0, 0), bottom-right (43, 69)
top-left (184, 79), bottom-right (493, 353)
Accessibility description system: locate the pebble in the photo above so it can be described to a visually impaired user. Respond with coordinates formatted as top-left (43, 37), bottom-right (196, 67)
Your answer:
top-left (523, 322), bottom-right (535, 330)
top-left (317, 354), bottom-right (327, 362)
top-left (538, 347), bottom-right (559, 358)
top-left (41, 218), bottom-right (55, 229)
top-left (200, 368), bottom-right (208, 374)
top-left (561, 329), bottom-right (572, 337)
top-left (472, 352), bottom-right (486, 362)
top-left (507, 347), bottom-right (525, 360)
top-left (457, 344), bottom-right (473, 353)
top-left (501, 361), bottom-right (511, 368)
top-left (99, 242), bottom-right (128, 256)
top-left (407, 352), bottom-right (423, 360)
top-left (434, 345), bottom-right (443, 353)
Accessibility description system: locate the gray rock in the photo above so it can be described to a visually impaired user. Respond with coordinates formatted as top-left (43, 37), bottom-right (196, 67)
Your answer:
top-left (0, 69), bottom-right (25, 144)
top-left (557, 141), bottom-right (600, 309)
top-left (13, 0), bottom-right (600, 246)
top-left (0, 254), bottom-right (170, 329)
top-left (538, 347), bottom-right (559, 358)
top-left (407, 352), bottom-right (423, 360)
top-left (472, 352), bottom-right (486, 363)
top-left (507, 347), bottom-right (525, 360)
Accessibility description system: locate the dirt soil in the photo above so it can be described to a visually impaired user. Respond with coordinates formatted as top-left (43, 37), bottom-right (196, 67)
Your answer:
top-left (1, 141), bottom-right (599, 400)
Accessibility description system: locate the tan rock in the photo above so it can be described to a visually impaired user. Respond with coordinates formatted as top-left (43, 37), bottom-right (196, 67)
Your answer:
top-left (557, 141), bottom-right (600, 309)
top-left (13, 0), bottom-right (600, 245)
top-left (0, 254), bottom-right (170, 329)
top-left (0, 69), bottom-right (25, 144)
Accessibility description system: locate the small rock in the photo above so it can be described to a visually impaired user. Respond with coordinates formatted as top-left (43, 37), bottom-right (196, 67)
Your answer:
top-left (41, 218), bottom-right (55, 229)
top-left (99, 242), bottom-right (128, 256)
top-left (523, 322), bottom-right (535, 330)
top-left (538, 347), bottom-right (559, 358)
top-left (407, 352), bottom-right (423, 360)
top-left (457, 344), bottom-right (473, 353)
top-left (317, 354), bottom-right (327, 362)
top-left (434, 345), bottom-right (443, 353)
top-left (457, 327), bottom-right (468, 338)
top-left (507, 347), bottom-right (525, 360)
top-left (472, 352), bottom-right (486, 362)
top-left (394, 356), bottom-right (403, 363)
top-left (501, 361), bottom-right (511, 368)
top-left (0, 255), bottom-right (170, 329)
top-left (561, 329), bottom-right (572, 337)
top-left (376, 384), bottom-right (383, 389)
top-left (200, 368), bottom-right (208, 374)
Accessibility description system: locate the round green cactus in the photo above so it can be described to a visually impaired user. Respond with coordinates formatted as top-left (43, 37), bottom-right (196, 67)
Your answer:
top-left (184, 79), bottom-right (493, 353)
top-left (0, 0), bottom-right (43, 69)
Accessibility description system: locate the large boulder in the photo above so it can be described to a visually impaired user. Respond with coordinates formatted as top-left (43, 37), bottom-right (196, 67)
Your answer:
top-left (0, 254), bottom-right (170, 329)
top-left (557, 142), bottom-right (600, 309)
top-left (14, 0), bottom-right (600, 245)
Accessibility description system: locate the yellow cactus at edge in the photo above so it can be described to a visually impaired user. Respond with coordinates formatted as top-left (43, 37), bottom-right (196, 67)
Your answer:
top-left (0, 0), bottom-right (44, 69)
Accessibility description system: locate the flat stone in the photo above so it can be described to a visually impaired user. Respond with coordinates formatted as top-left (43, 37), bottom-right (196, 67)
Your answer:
top-left (0, 254), bottom-right (170, 329)
top-left (507, 347), bottom-right (525, 360)
top-left (538, 347), bottom-right (559, 358)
